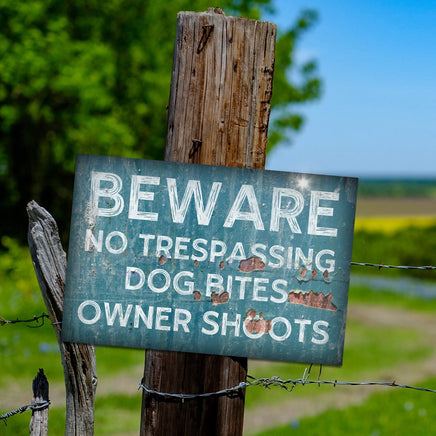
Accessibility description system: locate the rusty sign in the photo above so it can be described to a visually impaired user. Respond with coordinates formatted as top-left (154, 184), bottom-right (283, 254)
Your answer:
top-left (62, 154), bottom-right (358, 365)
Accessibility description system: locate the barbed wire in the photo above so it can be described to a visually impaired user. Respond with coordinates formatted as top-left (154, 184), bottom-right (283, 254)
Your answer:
top-left (0, 400), bottom-right (50, 425)
top-left (139, 370), bottom-right (436, 402)
top-left (139, 376), bottom-right (436, 399)
top-left (0, 313), bottom-right (50, 328)
top-left (351, 262), bottom-right (435, 271)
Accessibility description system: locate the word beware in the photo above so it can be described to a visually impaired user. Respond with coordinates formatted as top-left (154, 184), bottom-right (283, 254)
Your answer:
top-left (90, 171), bottom-right (339, 237)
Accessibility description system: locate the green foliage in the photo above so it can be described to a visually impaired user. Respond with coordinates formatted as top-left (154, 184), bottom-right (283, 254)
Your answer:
top-left (268, 9), bottom-right (321, 151)
top-left (359, 179), bottom-right (436, 197)
top-left (349, 284), bottom-right (436, 312)
top-left (0, 236), bottom-right (42, 314)
top-left (0, 0), bottom-right (321, 243)
top-left (358, 178), bottom-right (436, 197)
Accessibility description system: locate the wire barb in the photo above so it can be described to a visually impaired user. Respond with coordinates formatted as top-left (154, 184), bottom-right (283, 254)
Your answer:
top-left (139, 369), bottom-right (436, 402)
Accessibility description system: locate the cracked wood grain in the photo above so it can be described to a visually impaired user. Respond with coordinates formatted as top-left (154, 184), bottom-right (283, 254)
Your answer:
top-left (141, 8), bottom-right (276, 436)
top-left (28, 201), bottom-right (97, 436)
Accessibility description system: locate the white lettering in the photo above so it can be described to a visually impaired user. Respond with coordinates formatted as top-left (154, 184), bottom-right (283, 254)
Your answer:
top-left (125, 266), bottom-right (145, 290)
top-left (202, 311), bottom-right (220, 335)
top-left (134, 306), bottom-right (154, 328)
top-left (85, 229), bottom-right (103, 252)
top-left (269, 317), bottom-right (292, 341)
top-left (308, 191), bottom-right (339, 237)
top-left (253, 278), bottom-right (268, 302)
top-left (222, 313), bottom-right (241, 336)
top-left (271, 279), bottom-right (288, 303)
top-left (192, 238), bottom-right (208, 262)
top-left (312, 320), bottom-right (329, 344)
top-left (139, 234), bottom-right (155, 256)
top-left (78, 300), bottom-right (101, 325)
top-left (105, 231), bottom-right (128, 254)
top-left (173, 271), bottom-right (194, 295)
top-left (206, 273), bottom-right (224, 296)
top-left (148, 269), bottom-right (171, 293)
top-left (90, 171), bottom-right (124, 217)
top-left (128, 175), bottom-right (160, 221)
top-left (223, 185), bottom-right (264, 230)
top-left (104, 302), bottom-right (132, 327)
top-left (315, 249), bottom-right (336, 273)
top-left (270, 188), bottom-right (303, 233)
top-left (294, 319), bottom-right (311, 343)
top-left (174, 237), bottom-right (190, 260)
top-left (155, 307), bottom-right (171, 331)
top-left (210, 240), bottom-right (227, 262)
top-left (173, 308), bottom-right (191, 332)
top-left (167, 179), bottom-right (222, 225)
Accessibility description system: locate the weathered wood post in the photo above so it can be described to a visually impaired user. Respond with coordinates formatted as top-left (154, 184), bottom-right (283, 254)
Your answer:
top-left (29, 369), bottom-right (49, 436)
top-left (28, 201), bottom-right (97, 435)
top-left (140, 9), bottom-right (276, 435)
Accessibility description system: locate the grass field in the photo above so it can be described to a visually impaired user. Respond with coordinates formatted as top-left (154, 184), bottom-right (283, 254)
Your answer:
top-left (1, 195), bottom-right (436, 434)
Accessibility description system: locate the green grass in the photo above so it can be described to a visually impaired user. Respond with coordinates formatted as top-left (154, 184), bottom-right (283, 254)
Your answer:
top-left (254, 378), bottom-right (436, 436)
top-left (94, 394), bottom-right (141, 435)
top-left (349, 284), bottom-right (436, 312)
top-left (1, 394), bottom-right (142, 435)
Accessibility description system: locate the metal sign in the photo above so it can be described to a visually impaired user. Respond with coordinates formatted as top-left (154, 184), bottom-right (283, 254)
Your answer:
top-left (62, 154), bottom-right (358, 365)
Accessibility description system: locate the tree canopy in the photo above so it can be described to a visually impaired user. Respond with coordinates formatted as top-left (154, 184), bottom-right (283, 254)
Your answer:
top-left (0, 0), bottom-right (321, 243)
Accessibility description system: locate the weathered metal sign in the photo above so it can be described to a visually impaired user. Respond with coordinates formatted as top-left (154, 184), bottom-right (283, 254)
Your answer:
top-left (62, 154), bottom-right (358, 365)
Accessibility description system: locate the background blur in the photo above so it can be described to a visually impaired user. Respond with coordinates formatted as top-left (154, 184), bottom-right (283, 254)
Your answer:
top-left (1, 1), bottom-right (436, 435)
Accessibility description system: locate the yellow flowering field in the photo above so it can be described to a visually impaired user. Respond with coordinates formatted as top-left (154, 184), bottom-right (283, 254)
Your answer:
top-left (354, 215), bottom-right (436, 234)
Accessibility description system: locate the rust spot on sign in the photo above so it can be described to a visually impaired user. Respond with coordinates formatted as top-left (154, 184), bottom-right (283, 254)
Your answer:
top-left (288, 290), bottom-right (337, 311)
top-left (194, 260), bottom-right (199, 267)
top-left (323, 269), bottom-right (333, 283)
top-left (239, 257), bottom-right (265, 273)
top-left (193, 291), bottom-right (201, 301)
top-left (159, 255), bottom-right (166, 265)
top-left (211, 291), bottom-right (229, 306)
top-left (219, 261), bottom-right (226, 270)
top-left (243, 309), bottom-right (271, 334)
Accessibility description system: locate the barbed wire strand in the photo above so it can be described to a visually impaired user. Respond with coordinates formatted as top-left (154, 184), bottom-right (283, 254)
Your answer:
top-left (0, 313), bottom-right (50, 328)
top-left (0, 401), bottom-right (50, 425)
top-left (351, 262), bottom-right (435, 271)
top-left (139, 373), bottom-right (436, 401)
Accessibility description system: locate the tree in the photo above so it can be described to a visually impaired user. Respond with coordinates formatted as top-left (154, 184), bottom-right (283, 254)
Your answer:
top-left (0, 0), bottom-right (321, 243)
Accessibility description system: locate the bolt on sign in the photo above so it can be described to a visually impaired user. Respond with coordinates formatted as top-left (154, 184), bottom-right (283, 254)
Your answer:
top-left (62, 154), bottom-right (358, 365)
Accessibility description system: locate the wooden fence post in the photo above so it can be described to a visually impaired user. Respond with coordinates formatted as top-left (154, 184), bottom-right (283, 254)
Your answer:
top-left (140, 9), bottom-right (276, 435)
top-left (27, 201), bottom-right (97, 435)
top-left (29, 369), bottom-right (49, 436)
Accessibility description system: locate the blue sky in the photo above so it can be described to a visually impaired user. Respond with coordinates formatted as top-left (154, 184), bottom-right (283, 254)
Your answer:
top-left (265, 0), bottom-right (436, 178)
